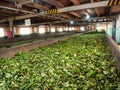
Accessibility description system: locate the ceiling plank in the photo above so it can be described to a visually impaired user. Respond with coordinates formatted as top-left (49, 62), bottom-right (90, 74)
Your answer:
top-left (95, 8), bottom-right (100, 16)
top-left (69, 12), bottom-right (81, 18)
top-left (109, 7), bottom-right (112, 15)
top-left (4, 0), bottom-right (48, 10)
top-left (70, 0), bottom-right (80, 5)
top-left (0, 2), bottom-right (33, 14)
top-left (41, 0), bottom-right (80, 18)
top-left (69, 0), bottom-right (82, 18)
top-left (59, 14), bottom-right (72, 19)
top-left (90, 0), bottom-right (100, 16)
top-left (41, 0), bottom-right (64, 8)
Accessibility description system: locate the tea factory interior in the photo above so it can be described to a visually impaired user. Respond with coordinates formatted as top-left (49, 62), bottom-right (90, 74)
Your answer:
top-left (0, 0), bottom-right (120, 89)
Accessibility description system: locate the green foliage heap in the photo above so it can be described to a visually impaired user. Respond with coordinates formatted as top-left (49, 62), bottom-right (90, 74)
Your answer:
top-left (0, 32), bottom-right (120, 90)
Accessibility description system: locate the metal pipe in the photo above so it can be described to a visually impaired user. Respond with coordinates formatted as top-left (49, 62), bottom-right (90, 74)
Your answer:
top-left (0, 5), bottom-right (33, 14)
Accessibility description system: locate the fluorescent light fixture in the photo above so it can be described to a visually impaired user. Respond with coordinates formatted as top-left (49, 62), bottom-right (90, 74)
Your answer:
top-left (104, 19), bottom-right (107, 21)
top-left (93, 20), bottom-right (97, 22)
top-left (20, 27), bottom-right (31, 35)
top-left (70, 21), bottom-right (74, 24)
top-left (0, 28), bottom-right (5, 37)
top-left (86, 15), bottom-right (90, 19)
top-left (51, 28), bottom-right (55, 32)
top-left (39, 27), bottom-right (46, 34)
top-left (98, 19), bottom-right (103, 22)
top-left (96, 27), bottom-right (102, 31)
top-left (80, 27), bottom-right (85, 31)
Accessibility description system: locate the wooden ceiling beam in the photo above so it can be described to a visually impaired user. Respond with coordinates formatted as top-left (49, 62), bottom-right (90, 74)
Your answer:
top-left (90, 0), bottom-right (100, 16)
top-left (109, 6), bottom-right (113, 15)
top-left (40, 0), bottom-right (73, 19)
top-left (69, 0), bottom-right (82, 18)
top-left (59, 14), bottom-right (72, 19)
top-left (59, 1), bottom-right (108, 13)
top-left (95, 8), bottom-right (100, 16)
top-left (69, 12), bottom-right (81, 18)
top-left (0, 9), bottom-right (23, 15)
top-left (4, 0), bottom-right (48, 10)
top-left (82, 9), bottom-right (92, 16)
top-left (0, 1), bottom-right (70, 23)
top-left (41, 0), bottom-right (80, 18)
top-left (0, 15), bottom-right (9, 18)
top-left (41, 0), bottom-right (64, 8)
top-left (0, 2), bottom-right (33, 14)
top-left (0, 1), bottom-right (110, 23)
top-left (70, 0), bottom-right (80, 5)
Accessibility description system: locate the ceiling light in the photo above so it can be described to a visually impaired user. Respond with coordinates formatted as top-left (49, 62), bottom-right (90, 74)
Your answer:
top-left (104, 19), bottom-right (107, 21)
top-left (93, 20), bottom-right (97, 22)
top-left (39, 27), bottom-right (46, 34)
top-left (70, 21), bottom-right (74, 24)
top-left (86, 15), bottom-right (90, 19)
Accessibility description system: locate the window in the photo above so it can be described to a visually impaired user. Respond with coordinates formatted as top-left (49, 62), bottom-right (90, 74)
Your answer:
top-left (80, 27), bottom-right (85, 31)
top-left (96, 27), bottom-right (102, 31)
top-left (72, 27), bottom-right (75, 31)
top-left (65, 27), bottom-right (68, 31)
top-left (96, 24), bottom-right (102, 31)
top-left (69, 27), bottom-right (72, 31)
top-left (20, 27), bottom-right (31, 35)
top-left (51, 28), bottom-right (55, 32)
top-left (0, 28), bottom-right (5, 37)
top-left (39, 27), bottom-right (46, 34)
top-left (58, 28), bottom-right (63, 32)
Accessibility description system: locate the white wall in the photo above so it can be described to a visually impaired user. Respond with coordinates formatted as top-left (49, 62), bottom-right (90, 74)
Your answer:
top-left (96, 23), bottom-right (108, 31)
top-left (115, 15), bottom-right (120, 43)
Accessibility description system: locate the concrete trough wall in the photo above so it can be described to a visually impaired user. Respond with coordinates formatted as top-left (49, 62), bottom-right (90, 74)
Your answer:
top-left (106, 34), bottom-right (120, 72)
top-left (0, 32), bottom-right (78, 44)
top-left (2, 31), bottom-right (118, 73)
top-left (0, 33), bottom-right (81, 58)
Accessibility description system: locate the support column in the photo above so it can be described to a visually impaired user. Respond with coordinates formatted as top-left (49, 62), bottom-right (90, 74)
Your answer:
top-left (48, 24), bottom-right (52, 33)
top-left (112, 19), bottom-right (116, 40)
top-left (56, 26), bottom-right (59, 32)
top-left (33, 27), bottom-right (38, 34)
top-left (8, 21), bottom-right (14, 38)
top-left (85, 24), bottom-right (89, 31)
top-left (93, 23), bottom-right (96, 31)
top-left (9, 21), bottom-right (13, 32)
top-left (115, 15), bottom-right (120, 44)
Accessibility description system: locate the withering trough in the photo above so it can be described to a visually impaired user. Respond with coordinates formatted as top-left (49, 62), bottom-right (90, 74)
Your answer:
top-left (0, 32), bottom-right (120, 72)
top-left (106, 34), bottom-right (120, 72)
top-left (0, 33), bottom-right (81, 58)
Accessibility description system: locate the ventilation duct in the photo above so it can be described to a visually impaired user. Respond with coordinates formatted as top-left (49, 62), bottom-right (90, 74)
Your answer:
top-left (34, 0), bottom-right (40, 3)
